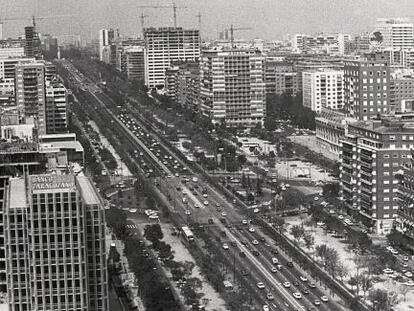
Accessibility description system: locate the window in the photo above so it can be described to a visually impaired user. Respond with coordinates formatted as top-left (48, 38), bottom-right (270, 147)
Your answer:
top-left (384, 197), bottom-right (390, 202)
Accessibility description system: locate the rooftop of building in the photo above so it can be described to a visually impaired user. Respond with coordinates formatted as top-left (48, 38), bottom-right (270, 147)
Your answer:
top-left (76, 174), bottom-right (101, 205)
top-left (303, 68), bottom-right (343, 74)
top-left (0, 141), bottom-right (38, 153)
top-left (350, 114), bottom-right (414, 133)
top-left (39, 140), bottom-right (84, 153)
top-left (9, 178), bottom-right (26, 209)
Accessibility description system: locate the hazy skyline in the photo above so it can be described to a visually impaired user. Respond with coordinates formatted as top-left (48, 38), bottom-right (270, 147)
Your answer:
top-left (3, 0), bottom-right (414, 42)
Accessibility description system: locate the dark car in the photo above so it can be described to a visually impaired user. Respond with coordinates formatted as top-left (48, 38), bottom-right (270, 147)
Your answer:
top-left (220, 218), bottom-right (226, 224)
top-left (271, 249), bottom-right (279, 254)
top-left (252, 250), bottom-right (260, 256)
top-left (241, 269), bottom-right (249, 276)
top-left (239, 251), bottom-right (246, 258)
top-left (301, 288), bottom-right (310, 295)
top-left (259, 237), bottom-right (266, 243)
top-left (287, 261), bottom-right (294, 267)
top-left (208, 218), bottom-right (214, 224)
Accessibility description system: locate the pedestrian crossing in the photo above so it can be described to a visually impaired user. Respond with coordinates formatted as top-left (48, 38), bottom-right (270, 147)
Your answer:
top-left (126, 224), bottom-right (139, 228)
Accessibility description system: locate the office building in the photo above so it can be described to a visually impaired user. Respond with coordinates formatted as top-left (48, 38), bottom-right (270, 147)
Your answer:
top-left (4, 173), bottom-right (108, 311)
top-left (24, 26), bottom-right (40, 59)
top-left (199, 49), bottom-right (265, 127)
top-left (15, 62), bottom-right (46, 133)
top-left (124, 46), bottom-right (145, 82)
top-left (340, 114), bottom-right (414, 233)
top-left (376, 18), bottom-right (414, 51)
top-left (291, 33), bottom-right (351, 54)
top-left (344, 59), bottom-right (390, 120)
top-left (45, 82), bottom-right (68, 134)
top-left (302, 68), bottom-right (344, 112)
top-left (98, 29), bottom-right (115, 62)
top-left (144, 27), bottom-right (200, 88)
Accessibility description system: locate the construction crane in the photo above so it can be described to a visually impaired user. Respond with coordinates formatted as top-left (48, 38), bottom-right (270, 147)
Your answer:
top-left (0, 14), bottom-right (74, 27)
top-left (227, 24), bottom-right (252, 48)
top-left (140, 13), bottom-right (149, 34)
top-left (136, 3), bottom-right (187, 28)
top-left (195, 13), bottom-right (201, 30)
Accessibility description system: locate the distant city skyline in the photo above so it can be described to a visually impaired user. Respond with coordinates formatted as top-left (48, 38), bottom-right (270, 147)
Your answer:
top-left (3, 0), bottom-right (414, 42)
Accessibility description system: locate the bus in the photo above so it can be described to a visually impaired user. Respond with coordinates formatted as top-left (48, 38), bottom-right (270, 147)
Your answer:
top-left (181, 226), bottom-right (195, 243)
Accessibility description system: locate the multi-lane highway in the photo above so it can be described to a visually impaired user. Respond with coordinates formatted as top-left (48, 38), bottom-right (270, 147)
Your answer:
top-left (57, 59), bottom-right (347, 311)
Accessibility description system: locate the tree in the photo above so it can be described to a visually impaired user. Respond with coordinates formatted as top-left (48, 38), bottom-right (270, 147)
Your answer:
top-left (368, 288), bottom-right (399, 311)
top-left (399, 284), bottom-right (410, 302)
top-left (322, 182), bottom-right (340, 198)
top-left (336, 263), bottom-right (348, 282)
top-left (303, 233), bottom-right (315, 252)
top-left (105, 208), bottom-right (128, 240)
top-left (325, 247), bottom-right (340, 277)
top-left (274, 217), bottom-right (285, 231)
top-left (290, 225), bottom-right (305, 244)
top-left (348, 276), bottom-right (359, 292)
top-left (158, 241), bottom-right (173, 259)
top-left (256, 177), bottom-right (263, 196)
top-left (359, 274), bottom-right (373, 296)
top-left (144, 224), bottom-right (164, 248)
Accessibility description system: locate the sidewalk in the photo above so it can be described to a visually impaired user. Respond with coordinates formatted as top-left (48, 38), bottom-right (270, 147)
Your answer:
top-left (288, 135), bottom-right (338, 162)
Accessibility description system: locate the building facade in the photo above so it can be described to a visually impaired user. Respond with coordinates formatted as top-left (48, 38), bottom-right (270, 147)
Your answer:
top-left (24, 26), bottom-right (40, 59)
top-left (390, 69), bottom-right (414, 113)
top-left (340, 114), bottom-right (414, 233)
top-left (302, 69), bottom-right (344, 112)
top-left (344, 59), bottom-right (390, 120)
top-left (144, 27), bottom-right (200, 88)
top-left (315, 108), bottom-right (357, 160)
top-left (199, 49), bottom-right (265, 127)
top-left (45, 82), bottom-right (68, 134)
top-left (5, 173), bottom-right (108, 311)
top-left (264, 61), bottom-right (298, 96)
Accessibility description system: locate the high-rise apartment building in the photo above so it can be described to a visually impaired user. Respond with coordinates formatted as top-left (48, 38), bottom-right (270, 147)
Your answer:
top-left (291, 33), bottom-right (351, 54)
top-left (45, 82), bottom-right (68, 134)
top-left (98, 29), bottom-right (115, 62)
top-left (24, 26), bottom-right (40, 59)
top-left (344, 59), bottom-right (390, 120)
top-left (264, 61), bottom-right (298, 96)
top-left (4, 173), bottom-right (108, 311)
top-left (302, 69), bottom-right (344, 112)
top-left (124, 46), bottom-right (145, 82)
top-left (376, 18), bottom-right (414, 51)
top-left (390, 69), bottom-right (414, 113)
top-left (340, 114), bottom-right (414, 233)
top-left (199, 49), bottom-right (265, 127)
top-left (15, 62), bottom-right (46, 132)
top-left (144, 27), bottom-right (200, 88)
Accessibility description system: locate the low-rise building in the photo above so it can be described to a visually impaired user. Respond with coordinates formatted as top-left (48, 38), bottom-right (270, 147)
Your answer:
top-left (315, 108), bottom-right (357, 160)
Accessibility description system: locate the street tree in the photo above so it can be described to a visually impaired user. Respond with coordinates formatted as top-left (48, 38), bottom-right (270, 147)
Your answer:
top-left (359, 274), bottom-right (373, 296)
top-left (303, 233), bottom-right (315, 252)
top-left (399, 284), bottom-right (410, 302)
top-left (368, 288), bottom-right (399, 311)
top-left (144, 224), bottom-right (164, 248)
top-left (290, 225), bottom-right (305, 244)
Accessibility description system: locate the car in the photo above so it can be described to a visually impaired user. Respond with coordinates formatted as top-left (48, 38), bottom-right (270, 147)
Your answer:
top-left (402, 263), bottom-right (408, 269)
top-left (293, 281), bottom-right (299, 287)
top-left (203, 193), bottom-right (208, 198)
top-left (241, 240), bottom-right (248, 246)
top-left (220, 218), bottom-right (226, 224)
top-left (222, 243), bottom-right (229, 250)
top-left (307, 307), bottom-right (317, 311)
top-left (252, 240), bottom-right (259, 245)
top-left (314, 299), bottom-right (321, 306)
top-left (309, 282), bottom-right (316, 288)
top-left (404, 256), bottom-right (410, 262)
top-left (293, 292), bottom-right (302, 299)
top-left (320, 296), bottom-right (328, 302)
top-left (230, 241), bottom-right (237, 247)
top-left (338, 215), bottom-right (344, 220)
top-left (266, 293), bottom-right (274, 300)
top-left (257, 282), bottom-right (265, 289)
top-left (383, 268), bottom-right (394, 274)
top-left (185, 210), bottom-right (191, 215)
top-left (241, 268), bottom-right (249, 275)
top-left (203, 200), bottom-right (209, 206)
top-left (406, 280), bottom-right (414, 286)
top-left (276, 264), bottom-right (282, 270)
top-left (221, 212), bottom-right (227, 217)
top-left (259, 237), bottom-right (266, 243)
top-left (252, 250), bottom-right (260, 256)
top-left (272, 257), bottom-right (279, 264)
top-left (391, 249), bottom-right (399, 255)
top-left (242, 219), bottom-right (248, 225)
top-left (208, 218), bottom-right (214, 224)
top-left (314, 196), bottom-right (319, 201)
top-left (300, 276), bottom-right (308, 282)
top-left (283, 282), bottom-right (291, 288)
top-left (270, 267), bottom-right (278, 273)
top-left (386, 245), bottom-right (394, 252)
top-left (287, 261), bottom-right (294, 267)
top-left (271, 248), bottom-right (279, 254)
top-left (195, 203), bottom-right (200, 208)
top-left (301, 288), bottom-right (310, 295)
top-left (262, 305), bottom-right (269, 311)
top-left (248, 227), bottom-right (255, 233)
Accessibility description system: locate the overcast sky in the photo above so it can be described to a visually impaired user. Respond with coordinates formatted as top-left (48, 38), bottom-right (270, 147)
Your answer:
top-left (2, 0), bottom-right (414, 42)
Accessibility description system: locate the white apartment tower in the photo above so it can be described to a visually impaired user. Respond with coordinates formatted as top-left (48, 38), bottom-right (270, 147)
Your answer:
top-left (376, 18), bottom-right (414, 50)
top-left (302, 69), bottom-right (344, 113)
top-left (144, 27), bottom-right (200, 88)
top-left (199, 49), bottom-right (266, 127)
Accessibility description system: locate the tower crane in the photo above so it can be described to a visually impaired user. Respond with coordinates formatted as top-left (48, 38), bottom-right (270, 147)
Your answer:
top-left (136, 3), bottom-right (187, 28)
top-left (227, 24), bottom-right (252, 48)
top-left (140, 13), bottom-right (149, 34)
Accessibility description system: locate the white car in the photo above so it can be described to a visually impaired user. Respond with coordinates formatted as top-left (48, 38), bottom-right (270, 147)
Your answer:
top-left (320, 296), bottom-right (329, 302)
top-left (283, 282), bottom-right (291, 288)
top-left (194, 203), bottom-right (201, 209)
top-left (338, 215), bottom-right (344, 220)
top-left (270, 267), bottom-right (278, 273)
top-left (293, 292), bottom-right (302, 299)
top-left (257, 282), bottom-right (265, 289)
top-left (391, 249), bottom-right (399, 255)
top-left (300, 276), bottom-right (308, 282)
top-left (222, 243), bottom-right (229, 250)
top-left (406, 280), bottom-right (414, 287)
top-left (242, 219), bottom-right (248, 225)
top-left (403, 256), bottom-right (410, 262)
top-left (203, 193), bottom-right (208, 198)
top-left (185, 210), bottom-right (191, 215)
top-left (262, 305), bottom-right (269, 311)
top-left (314, 196), bottom-right (319, 201)
top-left (203, 200), bottom-right (209, 206)
top-left (405, 271), bottom-right (413, 278)
top-left (248, 227), bottom-right (255, 233)
top-left (272, 257), bottom-right (278, 264)
top-left (221, 212), bottom-right (227, 217)
top-left (252, 240), bottom-right (259, 245)
top-left (386, 245), bottom-right (394, 252)
top-left (383, 268), bottom-right (394, 274)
